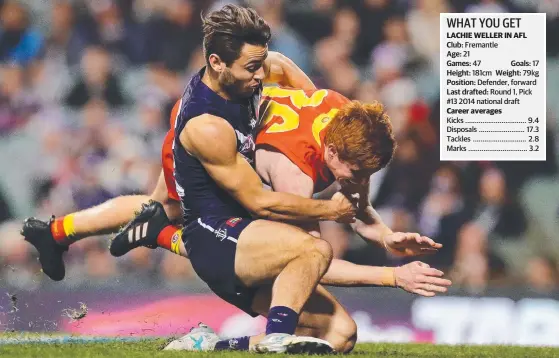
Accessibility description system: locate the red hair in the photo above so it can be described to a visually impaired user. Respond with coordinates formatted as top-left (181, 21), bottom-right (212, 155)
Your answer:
top-left (324, 100), bottom-right (396, 170)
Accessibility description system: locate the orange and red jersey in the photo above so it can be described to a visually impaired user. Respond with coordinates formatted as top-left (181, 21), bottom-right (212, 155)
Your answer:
top-left (256, 87), bottom-right (350, 193)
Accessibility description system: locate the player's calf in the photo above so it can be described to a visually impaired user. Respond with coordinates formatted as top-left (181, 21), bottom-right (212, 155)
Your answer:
top-left (292, 301), bottom-right (357, 353)
top-left (266, 238), bottom-right (333, 313)
top-left (325, 313), bottom-right (357, 353)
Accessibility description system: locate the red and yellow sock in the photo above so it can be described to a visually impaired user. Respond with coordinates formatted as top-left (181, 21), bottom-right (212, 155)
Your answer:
top-left (157, 225), bottom-right (183, 255)
top-left (51, 214), bottom-right (77, 245)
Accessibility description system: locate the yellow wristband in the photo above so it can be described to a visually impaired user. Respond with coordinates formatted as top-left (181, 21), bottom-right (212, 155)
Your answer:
top-left (381, 267), bottom-right (396, 287)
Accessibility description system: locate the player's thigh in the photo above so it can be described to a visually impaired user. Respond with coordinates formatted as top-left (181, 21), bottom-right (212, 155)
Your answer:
top-left (279, 220), bottom-right (321, 238)
top-left (235, 219), bottom-right (331, 287)
top-left (301, 221), bottom-right (321, 238)
top-left (251, 284), bottom-right (357, 352)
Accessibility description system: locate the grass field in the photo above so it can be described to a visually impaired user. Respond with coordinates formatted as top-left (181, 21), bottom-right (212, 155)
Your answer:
top-left (2, 336), bottom-right (559, 358)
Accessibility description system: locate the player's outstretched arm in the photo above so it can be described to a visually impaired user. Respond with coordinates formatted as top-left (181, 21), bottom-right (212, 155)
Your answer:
top-left (180, 114), bottom-right (355, 223)
top-left (322, 260), bottom-right (451, 297)
top-left (352, 205), bottom-right (442, 256)
top-left (344, 183), bottom-right (442, 256)
top-left (263, 51), bottom-right (316, 91)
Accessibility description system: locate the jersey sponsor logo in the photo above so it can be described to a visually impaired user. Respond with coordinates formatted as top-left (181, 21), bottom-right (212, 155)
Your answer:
top-left (226, 217), bottom-right (242, 227)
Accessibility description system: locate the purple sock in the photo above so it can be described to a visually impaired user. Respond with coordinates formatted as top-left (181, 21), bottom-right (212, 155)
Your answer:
top-left (266, 306), bottom-right (299, 335)
top-left (214, 336), bottom-right (250, 351)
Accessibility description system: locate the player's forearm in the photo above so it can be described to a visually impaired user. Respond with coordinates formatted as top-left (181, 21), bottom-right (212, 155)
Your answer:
top-left (252, 191), bottom-right (338, 222)
top-left (266, 52), bottom-right (316, 91)
top-left (279, 58), bottom-right (316, 91)
top-left (320, 259), bottom-right (396, 288)
top-left (351, 205), bottom-right (393, 246)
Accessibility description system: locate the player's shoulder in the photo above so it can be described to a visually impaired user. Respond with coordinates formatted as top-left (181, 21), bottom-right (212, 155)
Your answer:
top-left (182, 114), bottom-right (237, 160)
top-left (185, 113), bottom-right (235, 138)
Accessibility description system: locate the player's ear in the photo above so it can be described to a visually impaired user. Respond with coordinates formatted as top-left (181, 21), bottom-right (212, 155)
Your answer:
top-left (208, 54), bottom-right (225, 73)
top-left (326, 144), bottom-right (338, 160)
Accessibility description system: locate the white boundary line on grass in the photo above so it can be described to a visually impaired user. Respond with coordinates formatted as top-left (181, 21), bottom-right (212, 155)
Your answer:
top-left (0, 336), bottom-right (156, 345)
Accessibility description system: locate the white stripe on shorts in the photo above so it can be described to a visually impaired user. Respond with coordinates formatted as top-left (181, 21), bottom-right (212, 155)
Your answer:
top-left (197, 218), bottom-right (238, 243)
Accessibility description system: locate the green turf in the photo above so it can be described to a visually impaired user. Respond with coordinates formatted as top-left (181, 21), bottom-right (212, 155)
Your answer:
top-left (2, 340), bottom-right (559, 357)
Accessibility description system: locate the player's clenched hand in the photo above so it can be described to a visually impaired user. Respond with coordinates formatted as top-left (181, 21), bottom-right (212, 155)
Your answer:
top-left (395, 262), bottom-right (452, 297)
top-left (331, 192), bottom-right (357, 223)
top-left (383, 232), bottom-right (442, 257)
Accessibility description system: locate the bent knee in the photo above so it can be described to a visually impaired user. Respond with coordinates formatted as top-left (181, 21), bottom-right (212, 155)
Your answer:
top-left (312, 239), bottom-right (333, 265)
top-left (330, 315), bottom-right (357, 353)
top-left (292, 237), bottom-right (333, 275)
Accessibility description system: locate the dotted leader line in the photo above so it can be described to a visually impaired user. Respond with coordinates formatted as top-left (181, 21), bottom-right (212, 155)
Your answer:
top-left (473, 140), bottom-right (526, 142)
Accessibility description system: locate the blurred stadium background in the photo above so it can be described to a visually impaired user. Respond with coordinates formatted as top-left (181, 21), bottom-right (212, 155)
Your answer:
top-left (1, 0), bottom-right (559, 347)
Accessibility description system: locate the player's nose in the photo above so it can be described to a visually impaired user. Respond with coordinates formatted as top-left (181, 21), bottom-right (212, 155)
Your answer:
top-left (254, 66), bottom-right (265, 81)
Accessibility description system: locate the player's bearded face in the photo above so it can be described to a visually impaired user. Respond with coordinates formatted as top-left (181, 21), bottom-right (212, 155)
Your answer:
top-left (218, 44), bottom-right (266, 98)
top-left (218, 67), bottom-right (253, 98)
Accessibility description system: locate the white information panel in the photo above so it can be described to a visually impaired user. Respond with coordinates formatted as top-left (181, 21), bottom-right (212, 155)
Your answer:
top-left (440, 13), bottom-right (546, 161)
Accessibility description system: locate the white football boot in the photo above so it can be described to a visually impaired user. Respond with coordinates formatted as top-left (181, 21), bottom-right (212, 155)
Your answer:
top-left (253, 333), bottom-right (334, 354)
top-left (163, 323), bottom-right (220, 351)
